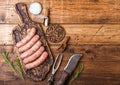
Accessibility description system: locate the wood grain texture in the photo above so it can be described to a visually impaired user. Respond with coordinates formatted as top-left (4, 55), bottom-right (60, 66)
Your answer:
top-left (0, 0), bottom-right (50, 24)
top-left (0, 44), bottom-right (120, 85)
top-left (0, 24), bottom-right (120, 45)
top-left (0, 0), bottom-right (120, 24)
top-left (0, 0), bottom-right (120, 85)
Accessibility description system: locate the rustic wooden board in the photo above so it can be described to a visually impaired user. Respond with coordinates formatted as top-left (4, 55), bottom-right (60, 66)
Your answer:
top-left (0, 0), bottom-right (120, 24)
top-left (0, 44), bottom-right (120, 85)
top-left (0, 24), bottom-right (120, 45)
top-left (0, 0), bottom-right (120, 85)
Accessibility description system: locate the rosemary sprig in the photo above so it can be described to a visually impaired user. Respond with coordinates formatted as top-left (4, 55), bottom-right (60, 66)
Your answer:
top-left (2, 51), bottom-right (16, 72)
top-left (70, 64), bottom-right (84, 83)
top-left (2, 51), bottom-right (24, 80)
top-left (16, 57), bottom-right (24, 80)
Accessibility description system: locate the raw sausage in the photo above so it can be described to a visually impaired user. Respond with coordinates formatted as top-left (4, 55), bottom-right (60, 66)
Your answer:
top-left (25, 51), bottom-right (48, 69)
top-left (20, 41), bottom-right (42, 59)
top-left (16, 28), bottom-right (36, 48)
top-left (18, 35), bottom-right (39, 53)
top-left (23, 46), bottom-right (45, 64)
top-left (16, 27), bottom-right (49, 70)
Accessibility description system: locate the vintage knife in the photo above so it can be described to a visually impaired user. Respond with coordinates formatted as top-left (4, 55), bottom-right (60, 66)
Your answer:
top-left (57, 54), bottom-right (82, 85)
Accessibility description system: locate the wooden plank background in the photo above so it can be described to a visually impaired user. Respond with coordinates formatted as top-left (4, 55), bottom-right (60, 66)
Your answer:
top-left (0, 0), bottom-right (120, 85)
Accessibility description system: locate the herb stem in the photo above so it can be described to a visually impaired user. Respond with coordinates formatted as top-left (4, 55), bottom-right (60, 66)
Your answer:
top-left (2, 51), bottom-right (16, 72)
top-left (70, 64), bottom-right (84, 84)
top-left (16, 57), bottom-right (24, 80)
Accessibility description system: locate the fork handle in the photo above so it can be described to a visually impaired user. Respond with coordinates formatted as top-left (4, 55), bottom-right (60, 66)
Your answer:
top-left (47, 75), bottom-right (54, 85)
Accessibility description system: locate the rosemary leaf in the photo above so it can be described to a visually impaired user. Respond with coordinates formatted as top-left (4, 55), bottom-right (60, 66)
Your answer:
top-left (2, 51), bottom-right (16, 72)
top-left (2, 51), bottom-right (9, 62)
top-left (70, 64), bottom-right (84, 83)
top-left (16, 57), bottom-right (24, 80)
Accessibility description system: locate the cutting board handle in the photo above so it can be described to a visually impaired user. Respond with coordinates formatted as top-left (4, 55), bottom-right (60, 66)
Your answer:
top-left (15, 3), bottom-right (31, 23)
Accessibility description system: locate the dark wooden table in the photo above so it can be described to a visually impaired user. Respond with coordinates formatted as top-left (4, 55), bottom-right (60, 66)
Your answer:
top-left (0, 0), bottom-right (120, 85)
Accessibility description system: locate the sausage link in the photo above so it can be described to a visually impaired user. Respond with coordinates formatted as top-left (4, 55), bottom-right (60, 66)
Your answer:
top-left (20, 41), bottom-right (42, 59)
top-left (16, 28), bottom-right (36, 48)
top-left (19, 35), bottom-right (39, 53)
top-left (23, 46), bottom-right (45, 64)
top-left (25, 51), bottom-right (48, 69)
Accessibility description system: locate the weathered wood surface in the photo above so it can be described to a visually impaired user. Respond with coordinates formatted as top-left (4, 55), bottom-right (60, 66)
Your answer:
top-left (0, 0), bottom-right (120, 85)
top-left (0, 24), bottom-right (120, 45)
top-left (0, 0), bottom-right (120, 24)
top-left (0, 44), bottom-right (120, 85)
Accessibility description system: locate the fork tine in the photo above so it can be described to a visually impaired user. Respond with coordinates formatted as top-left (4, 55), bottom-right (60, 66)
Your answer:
top-left (55, 54), bottom-right (63, 70)
top-left (52, 54), bottom-right (63, 74)
top-left (52, 54), bottom-right (59, 70)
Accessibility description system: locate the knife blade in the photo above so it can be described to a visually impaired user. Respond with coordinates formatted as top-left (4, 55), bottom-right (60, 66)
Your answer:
top-left (57, 54), bottom-right (82, 85)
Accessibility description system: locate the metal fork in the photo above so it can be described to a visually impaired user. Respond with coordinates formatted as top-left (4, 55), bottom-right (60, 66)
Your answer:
top-left (47, 54), bottom-right (63, 85)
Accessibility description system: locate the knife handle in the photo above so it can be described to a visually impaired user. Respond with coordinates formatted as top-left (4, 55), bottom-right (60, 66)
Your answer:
top-left (46, 75), bottom-right (54, 85)
top-left (57, 71), bottom-right (69, 85)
